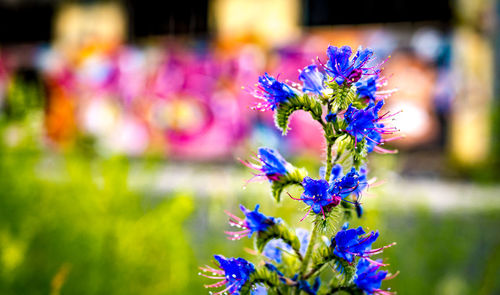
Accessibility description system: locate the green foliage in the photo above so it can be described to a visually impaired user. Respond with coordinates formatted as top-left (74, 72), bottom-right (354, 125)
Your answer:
top-left (270, 167), bottom-right (307, 202)
top-left (274, 94), bottom-right (323, 135)
top-left (0, 147), bottom-right (197, 295)
top-left (241, 267), bottom-right (282, 294)
top-left (256, 223), bottom-right (301, 258)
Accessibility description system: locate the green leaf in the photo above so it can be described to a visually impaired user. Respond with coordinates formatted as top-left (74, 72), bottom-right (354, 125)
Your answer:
top-left (255, 223), bottom-right (301, 258)
top-left (240, 266), bottom-right (282, 294)
top-left (270, 167), bottom-right (307, 202)
top-left (274, 94), bottom-right (323, 135)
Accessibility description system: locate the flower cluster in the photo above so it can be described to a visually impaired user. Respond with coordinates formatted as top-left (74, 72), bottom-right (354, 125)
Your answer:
top-left (225, 205), bottom-right (280, 240)
top-left (354, 258), bottom-right (395, 295)
top-left (333, 224), bottom-right (394, 263)
top-left (325, 46), bottom-right (379, 85)
top-left (200, 255), bottom-right (255, 295)
top-left (289, 165), bottom-right (367, 219)
top-left (251, 73), bottom-right (297, 111)
top-left (344, 101), bottom-right (400, 153)
top-left (200, 45), bottom-right (400, 295)
top-left (239, 147), bottom-right (292, 182)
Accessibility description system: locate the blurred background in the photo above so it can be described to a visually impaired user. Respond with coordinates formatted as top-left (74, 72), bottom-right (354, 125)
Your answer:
top-left (0, 0), bottom-right (499, 294)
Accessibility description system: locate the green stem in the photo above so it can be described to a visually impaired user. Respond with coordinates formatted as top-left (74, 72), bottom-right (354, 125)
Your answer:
top-left (303, 254), bottom-right (335, 280)
top-left (293, 216), bottom-right (321, 295)
top-left (325, 141), bottom-right (334, 180)
top-left (299, 217), bottom-right (320, 275)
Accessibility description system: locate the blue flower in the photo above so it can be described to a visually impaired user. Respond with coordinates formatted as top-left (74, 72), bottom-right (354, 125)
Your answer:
top-left (355, 167), bottom-right (369, 197)
top-left (333, 226), bottom-right (379, 262)
top-left (344, 101), bottom-right (399, 153)
top-left (296, 277), bottom-right (321, 295)
top-left (262, 239), bottom-right (292, 263)
top-left (262, 229), bottom-right (310, 261)
top-left (356, 77), bottom-right (378, 102)
top-left (354, 258), bottom-right (389, 295)
top-left (299, 64), bottom-right (326, 95)
top-left (225, 205), bottom-right (279, 240)
top-left (252, 73), bottom-right (296, 111)
top-left (325, 46), bottom-right (378, 85)
top-left (291, 177), bottom-right (340, 217)
top-left (296, 228), bottom-right (310, 257)
top-left (325, 112), bottom-right (337, 123)
top-left (200, 255), bottom-right (255, 295)
top-left (241, 147), bottom-right (291, 182)
top-left (251, 284), bottom-right (268, 295)
top-left (328, 167), bottom-right (365, 199)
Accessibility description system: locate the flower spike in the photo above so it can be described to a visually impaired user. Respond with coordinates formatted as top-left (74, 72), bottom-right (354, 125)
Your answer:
top-left (250, 73), bottom-right (297, 111)
top-left (333, 226), bottom-right (395, 262)
top-left (344, 100), bottom-right (400, 153)
top-left (354, 258), bottom-right (395, 295)
top-left (199, 255), bottom-right (255, 295)
top-left (298, 64), bottom-right (326, 95)
top-left (325, 46), bottom-right (380, 85)
top-left (240, 147), bottom-right (292, 183)
top-left (225, 204), bottom-right (279, 240)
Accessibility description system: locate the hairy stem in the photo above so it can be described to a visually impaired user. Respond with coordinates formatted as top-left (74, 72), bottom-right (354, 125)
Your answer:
top-left (293, 216), bottom-right (321, 295)
top-left (303, 256), bottom-right (334, 280)
top-left (325, 141), bottom-right (334, 180)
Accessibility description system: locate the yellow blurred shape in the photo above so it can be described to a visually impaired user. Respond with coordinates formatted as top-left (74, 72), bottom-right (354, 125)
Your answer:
top-left (51, 263), bottom-right (71, 295)
top-left (450, 27), bottom-right (492, 165)
top-left (54, 2), bottom-right (127, 60)
top-left (1, 234), bottom-right (25, 272)
top-left (211, 0), bottom-right (300, 47)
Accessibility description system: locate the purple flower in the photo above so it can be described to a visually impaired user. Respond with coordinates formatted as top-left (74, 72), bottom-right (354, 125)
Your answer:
top-left (241, 147), bottom-right (291, 182)
top-left (251, 73), bottom-right (296, 111)
top-left (356, 76), bottom-right (396, 103)
top-left (225, 205), bottom-right (279, 240)
top-left (200, 255), bottom-right (255, 295)
top-left (325, 46), bottom-right (379, 85)
top-left (262, 228), bottom-right (310, 262)
top-left (290, 177), bottom-right (340, 219)
top-left (356, 77), bottom-right (378, 101)
top-left (333, 226), bottom-right (379, 262)
top-left (325, 112), bottom-right (337, 123)
top-left (296, 228), bottom-right (311, 257)
top-left (299, 64), bottom-right (326, 95)
top-left (251, 284), bottom-right (268, 295)
top-left (354, 258), bottom-right (392, 295)
top-left (344, 101), bottom-right (400, 153)
top-left (328, 167), bottom-right (366, 199)
top-left (262, 239), bottom-right (292, 263)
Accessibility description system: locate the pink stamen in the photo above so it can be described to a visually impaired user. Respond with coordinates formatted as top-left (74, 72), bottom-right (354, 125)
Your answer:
top-left (300, 207), bottom-right (313, 222)
top-left (204, 280), bottom-right (227, 289)
top-left (200, 274), bottom-right (227, 279)
top-left (224, 229), bottom-right (250, 235)
top-left (373, 146), bottom-right (398, 154)
top-left (224, 210), bottom-right (244, 223)
top-left (382, 136), bottom-right (404, 143)
top-left (364, 257), bottom-right (389, 266)
top-left (212, 284), bottom-right (232, 294)
top-left (385, 270), bottom-right (400, 280)
top-left (287, 192), bottom-right (303, 201)
top-left (374, 289), bottom-right (394, 295)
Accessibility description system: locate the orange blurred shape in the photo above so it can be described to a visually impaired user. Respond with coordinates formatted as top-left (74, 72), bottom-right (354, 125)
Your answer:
top-left (45, 84), bottom-right (77, 145)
